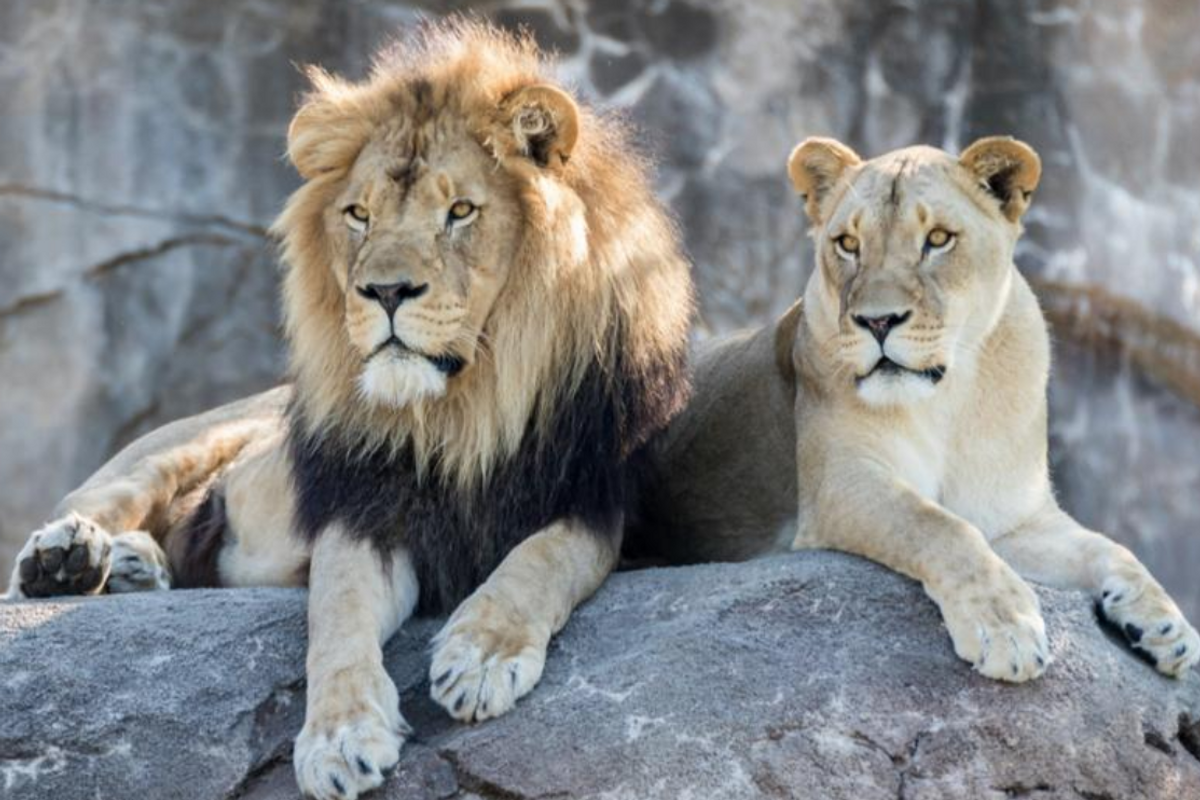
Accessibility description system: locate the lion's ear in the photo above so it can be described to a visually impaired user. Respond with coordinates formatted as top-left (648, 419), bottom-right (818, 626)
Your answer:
top-left (959, 136), bottom-right (1041, 222)
top-left (499, 84), bottom-right (580, 171)
top-left (286, 68), bottom-right (372, 180)
top-left (787, 137), bottom-right (862, 225)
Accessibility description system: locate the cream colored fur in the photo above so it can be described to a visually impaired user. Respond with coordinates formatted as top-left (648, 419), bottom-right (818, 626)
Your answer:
top-left (647, 136), bottom-right (1199, 682)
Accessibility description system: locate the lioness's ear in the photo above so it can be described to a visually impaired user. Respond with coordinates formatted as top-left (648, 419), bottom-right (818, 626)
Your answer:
top-left (787, 137), bottom-right (862, 225)
top-left (959, 136), bottom-right (1041, 222)
top-left (286, 67), bottom-right (372, 180)
top-left (499, 84), bottom-right (580, 170)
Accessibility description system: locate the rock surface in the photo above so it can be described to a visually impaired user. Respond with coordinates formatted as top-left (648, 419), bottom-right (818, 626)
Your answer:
top-left (2, 2), bottom-right (1199, 621)
top-left (2, 553), bottom-right (1199, 800)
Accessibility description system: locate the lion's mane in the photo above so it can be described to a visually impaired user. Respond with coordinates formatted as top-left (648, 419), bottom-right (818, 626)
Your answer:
top-left (272, 20), bottom-right (694, 612)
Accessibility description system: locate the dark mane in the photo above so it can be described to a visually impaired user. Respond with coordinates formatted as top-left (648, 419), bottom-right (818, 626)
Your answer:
top-left (288, 340), bottom-right (688, 614)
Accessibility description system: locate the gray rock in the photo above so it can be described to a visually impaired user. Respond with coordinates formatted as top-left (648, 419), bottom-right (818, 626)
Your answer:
top-left (2, 553), bottom-right (1198, 799)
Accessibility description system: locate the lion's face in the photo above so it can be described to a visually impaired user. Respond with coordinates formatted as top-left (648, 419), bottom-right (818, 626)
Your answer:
top-left (331, 127), bottom-right (523, 408)
top-left (789, 137), bottom-right (1041, 407)
top-left (279, 57), bottom-right (587, 413)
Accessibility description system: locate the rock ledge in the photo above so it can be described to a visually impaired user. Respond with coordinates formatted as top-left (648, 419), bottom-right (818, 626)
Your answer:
top-left (2, 553), bottom-right (1198, 800)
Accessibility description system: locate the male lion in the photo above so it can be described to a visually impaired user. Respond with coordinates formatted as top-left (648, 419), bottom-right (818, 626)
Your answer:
top-left (5, 22), bottom-right (692, 800)
top-left (632, 136), bottom-right (1200, 682)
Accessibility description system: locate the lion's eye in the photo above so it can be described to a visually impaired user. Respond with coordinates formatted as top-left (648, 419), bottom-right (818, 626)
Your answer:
top-left (343, 204), bottom-right (369, 233)
top-left (925, 228), bottom-right (954, 250)
top-left (446, 200), bottom-right (478, 227)
top-left (834, 233), bottom-right (860, 257)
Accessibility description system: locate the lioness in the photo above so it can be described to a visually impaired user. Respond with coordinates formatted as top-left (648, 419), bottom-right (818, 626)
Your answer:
top-left (633, 136), bottom-right (1200, 681)
top-left (4, 22), bottom-right (693, 800)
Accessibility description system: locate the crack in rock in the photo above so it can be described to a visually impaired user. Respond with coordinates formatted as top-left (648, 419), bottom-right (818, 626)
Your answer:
top-left (437, 749), bottom-right (569, 800)
top-left (895, 728), bottom-right (931, 800)
top-left (218, 677), bottom-right (307, 800)
top-left (0, 233), bottom-right (248, 319)
top-left (1072, 790), bottom-right (1117, 800)
top-left (0, 184), bottom-right (272, 239)
top-left (850, 729), bottom-right (904, 765)
top-left (83, 233), bottom-right (243, 280)
top-left (1179, 713), bottom-right (1200, 764)
top-left (993, 782), bottom-right (1055, 797)
top-left (1142, 725), bottom-right (1175, 756)
top-left (222, 751), bottom-right (291, 800)
top-left (0, 289), bottom-right (64, 320)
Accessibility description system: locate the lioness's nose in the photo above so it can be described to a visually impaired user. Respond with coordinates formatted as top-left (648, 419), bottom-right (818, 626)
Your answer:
top-left (852, 311), bottom-right (911, 344)
top-left (357, 280), bottom-right (429, 317)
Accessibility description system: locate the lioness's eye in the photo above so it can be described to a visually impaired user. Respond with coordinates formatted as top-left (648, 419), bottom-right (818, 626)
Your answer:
top-left (343, 204), bottom-right (369, 233)
top-left (447, 200), bottom-right (478, 226)
top-left (925, 228), bottom-right (954, 250)
top-left (834, 233), bottom-right (860, 257)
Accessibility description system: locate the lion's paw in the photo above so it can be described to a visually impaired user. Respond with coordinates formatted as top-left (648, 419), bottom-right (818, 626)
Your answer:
top-left (430, 593), bottom-right (548, 723)
top-left (294, 716), bottom-right (405, 800)
top-left (293, 666), bottom-right (409, 800)
top-left (1099, 574), bottom-right (1200, 677)
top-left (106, 531), bottom-right (172, 593)
top-left (9, 513), bottom-right (113, 599)
top-left (940, 573), bottom-right (1050, 683)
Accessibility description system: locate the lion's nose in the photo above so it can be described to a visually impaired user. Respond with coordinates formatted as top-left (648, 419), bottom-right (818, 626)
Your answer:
top-left (357, 280), bottom-right (429, 317)
top-left (852, 311), bottom-right (912, 344)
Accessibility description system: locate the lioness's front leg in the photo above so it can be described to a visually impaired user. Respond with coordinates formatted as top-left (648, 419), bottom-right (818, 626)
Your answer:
top-left (294, 527), bottom-right (417, 800)
top-left (430, 519), bottom-right (619, 722)
top-left (993, 504), bottom-right (1200, 677)
top-left (806, 461), bottom-right (1049, 682)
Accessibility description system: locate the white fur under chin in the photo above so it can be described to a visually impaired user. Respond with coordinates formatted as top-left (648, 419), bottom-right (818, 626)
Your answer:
top-left (359, 355), bottom-right (448, 408)
top-left (856, 371), bottom-right (938, 407)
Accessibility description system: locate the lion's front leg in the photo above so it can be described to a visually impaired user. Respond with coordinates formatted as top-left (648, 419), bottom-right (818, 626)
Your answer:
top-left (430, 519), bottom-right (619, 722)
top-left (993, 505), bottom-right (1199, 677)
top-left (294, 527), bottom-right (417, 800)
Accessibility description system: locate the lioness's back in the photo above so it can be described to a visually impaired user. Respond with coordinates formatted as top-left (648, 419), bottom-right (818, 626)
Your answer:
top-left (630, 311), bottom-right (799, 564)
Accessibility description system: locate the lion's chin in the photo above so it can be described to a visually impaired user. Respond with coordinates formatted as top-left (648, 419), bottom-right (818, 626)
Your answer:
top-left (358, 355), bottom-right (448, 408)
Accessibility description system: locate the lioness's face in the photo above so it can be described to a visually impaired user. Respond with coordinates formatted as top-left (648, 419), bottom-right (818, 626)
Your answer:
top-left (790, 138), bottom-right (1041, 407)
top-left (332, 126), bottom-right (523, 408)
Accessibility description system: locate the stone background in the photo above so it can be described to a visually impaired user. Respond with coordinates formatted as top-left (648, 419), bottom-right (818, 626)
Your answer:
top-left (1, 1), bottom-right (1198, 613)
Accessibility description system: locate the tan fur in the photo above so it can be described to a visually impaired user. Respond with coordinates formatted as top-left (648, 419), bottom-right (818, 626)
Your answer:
top-left (58, 389), bottom-right (289, 535)
top-left (3, 389), bottom-right (290, 600)
top-left (276, 20), bottom-right (690, 486)
top-left (785, 137), bottom-right (1196, 678)
top-left (216, 438), bottom-right (307, 588)
top-left (294, 527), bottom-right (416, 800)
top-left (270, 25), bottom-right (690, 795)
top-left (429, 520), bottom-right (618, 722)
top-left (646, 137), bottom-right (1199, 682)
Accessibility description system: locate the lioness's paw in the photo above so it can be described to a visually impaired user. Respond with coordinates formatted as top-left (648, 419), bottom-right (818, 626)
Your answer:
top-left (10, 514), bottom-right (112, 599)
top-left (1099, 574), bottom-right (1200, 677)
top-left (430, 593), bottom-right (548, 723)
top-left (940, 574), bottom-right (1050, 683)
top-left (294, 666), bottom-right (408, 800)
